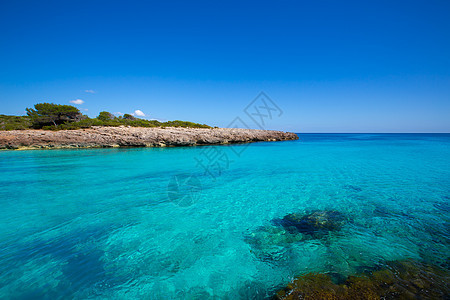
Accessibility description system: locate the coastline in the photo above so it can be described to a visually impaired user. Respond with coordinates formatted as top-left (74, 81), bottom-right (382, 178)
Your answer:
top-left (0, 126), bottom-right (298, 150)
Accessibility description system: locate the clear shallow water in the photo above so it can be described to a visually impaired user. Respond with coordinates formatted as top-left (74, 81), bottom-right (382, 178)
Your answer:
top-left (0, 133), bottom-right (449, 299)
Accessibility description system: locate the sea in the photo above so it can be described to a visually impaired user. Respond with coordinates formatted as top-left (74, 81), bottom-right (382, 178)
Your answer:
top-left (0, 133), bottom-right (449, 299)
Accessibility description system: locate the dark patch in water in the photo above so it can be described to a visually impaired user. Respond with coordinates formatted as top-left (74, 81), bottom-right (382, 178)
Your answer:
top-left (235, 281), bottom-right (267, 300)
top-left (244, 226), bottom-right (302, 261)
top-left (246, 211), bottom-right (348, 261)
top-left (434, 202), bottom-right (450, 213)
top-left (274, 210), bottom-right (347, 238)
top-left (273, 259), bottom-right (450, 300)
top-left (5, 225), bottom-right (126, 298)
top-left (372, 206), bottom-right (416, 221)
top-left (13, 289), bottom-right (54, 300)
top-left (327, 272), bottom-right (348, 285)
top-left (372, 206), bottom-right (391, 217)
top-left (343, 185), bottom-right (362, 192)
top-left (60, 249), bottom-right (107, 293)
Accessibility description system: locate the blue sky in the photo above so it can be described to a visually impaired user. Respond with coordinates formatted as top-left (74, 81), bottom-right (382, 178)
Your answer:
top-left (1, 0), bottom-right (449, 132)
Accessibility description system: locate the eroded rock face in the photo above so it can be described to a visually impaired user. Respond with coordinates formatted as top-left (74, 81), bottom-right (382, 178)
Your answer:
top-left (0, 127), bottom-right (299, 150)
top-left (274, 210), bottom-right (347, 237)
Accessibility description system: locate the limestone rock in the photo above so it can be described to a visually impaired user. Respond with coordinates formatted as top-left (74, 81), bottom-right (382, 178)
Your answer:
top-left (0, 127), bottom-right (298, 150)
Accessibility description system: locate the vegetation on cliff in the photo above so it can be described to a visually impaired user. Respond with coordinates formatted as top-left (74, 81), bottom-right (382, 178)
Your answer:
top-left (0, 103), bottom-right (211, 130)
top-left (0, 115), bottom-right (32, 131)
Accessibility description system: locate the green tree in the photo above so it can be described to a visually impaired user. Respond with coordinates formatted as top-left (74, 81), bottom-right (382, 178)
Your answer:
top-left (97, 111), bottom-right (115, 121)
top-left (123, 114), bottom-right (136, 120)
top-left (26, 103), bottom-right (81, 128)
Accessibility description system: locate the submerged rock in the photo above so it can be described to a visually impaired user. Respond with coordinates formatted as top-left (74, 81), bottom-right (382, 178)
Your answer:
top-left (273, 259), bottom-right (450, 300)
top-left (246, 211), bottom-right (347, 261)
top-left (244, 226), bottom-right (304, 261)
top-left (274, 210), bottom-right (347, 238)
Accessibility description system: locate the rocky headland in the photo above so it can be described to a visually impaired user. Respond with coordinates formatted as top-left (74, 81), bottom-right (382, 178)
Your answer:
top-left (0, 126), bottom-right (298, 150)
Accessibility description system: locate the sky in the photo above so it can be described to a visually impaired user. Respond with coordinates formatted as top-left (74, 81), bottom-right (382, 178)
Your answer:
top-left (0, 0), bottom-right (449, 132)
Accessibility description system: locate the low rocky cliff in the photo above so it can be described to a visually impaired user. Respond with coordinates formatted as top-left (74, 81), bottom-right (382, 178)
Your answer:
top-left (0, 126), bottom-right (298, 150)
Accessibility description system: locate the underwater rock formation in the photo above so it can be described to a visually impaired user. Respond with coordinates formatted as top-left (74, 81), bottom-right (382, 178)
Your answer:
top-left (246, 211), bottom-right (348, 261)
top-left (244, 226), bottom-right (304, 261)
top-left (274, 211), bottom-right (347, 238)
top-left (273, 259), bottom-right (450, 300)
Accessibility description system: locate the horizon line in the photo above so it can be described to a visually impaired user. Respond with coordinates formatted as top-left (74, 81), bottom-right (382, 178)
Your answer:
top-left (290, 132), bottom-right (450, 134)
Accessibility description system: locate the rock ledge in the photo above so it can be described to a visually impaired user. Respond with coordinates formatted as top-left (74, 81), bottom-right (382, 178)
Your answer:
top-left (0, 126), bottom-right (298, 150)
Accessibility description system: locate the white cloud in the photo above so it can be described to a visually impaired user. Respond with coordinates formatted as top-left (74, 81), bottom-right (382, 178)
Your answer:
top-left (133, 110), bottom-right (145, 117)
top-left (82, 108), bottom-right (89, 111)
top-left (70, 99), bottom-right (85, 105)
top-left (114, 112), bottom-right (124, 116)
top-left (84, 90), bottom-right (96, 93)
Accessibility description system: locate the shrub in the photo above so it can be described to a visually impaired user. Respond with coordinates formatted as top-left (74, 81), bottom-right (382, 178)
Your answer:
top-left (0, 115), bottom-right (32, 130)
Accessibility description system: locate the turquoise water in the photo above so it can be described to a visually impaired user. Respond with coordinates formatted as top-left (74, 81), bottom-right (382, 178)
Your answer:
top-left (0, 133), bottom-right (449, 299)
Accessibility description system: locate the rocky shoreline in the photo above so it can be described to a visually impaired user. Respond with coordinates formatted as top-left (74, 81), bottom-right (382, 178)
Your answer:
top-left (0, 126), bottom-right (298, 150)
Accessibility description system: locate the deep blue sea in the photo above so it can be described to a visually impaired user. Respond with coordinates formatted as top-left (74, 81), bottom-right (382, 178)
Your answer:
top-left (0, 133), bottom-right (449, 299)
